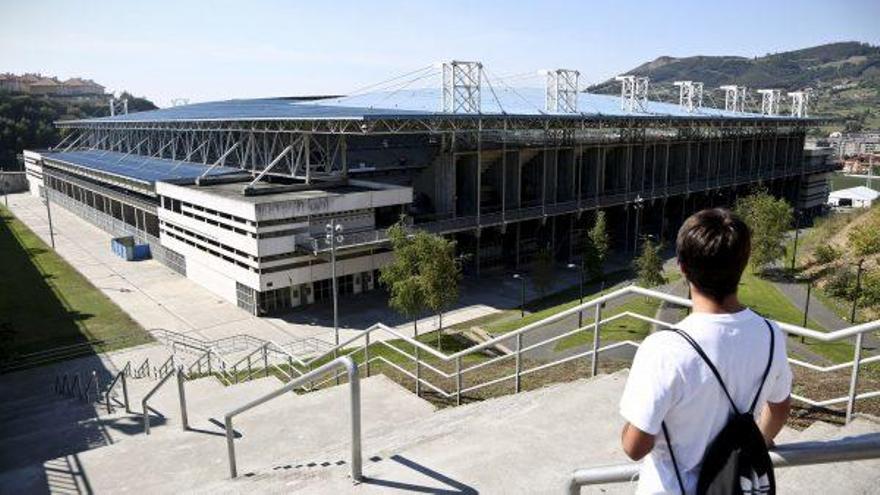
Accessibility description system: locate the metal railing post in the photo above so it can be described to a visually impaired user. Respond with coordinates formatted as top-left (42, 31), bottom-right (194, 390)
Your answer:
top-left (105, 378), bottom-right (113, 414)
top-left (515, 333), bottom-right (522, 393)
top-left (456, 356), bottom-right (462, 406)
top-left (142, 403), bottom-right (151, 435)
top-left (93, 371), bottom-right (99, 402)
top-left (364, 332), bottom-right (371, 378)
top-left (207, 349), bottom-right (213, 375)
top-left (591, 304), bottom-right (602, 377)
top-left (177, 369), bottom-right (189, 431)
top-left (224, 357), bottom-right (361, 481)
top-left (288, 356), bottom-right (294, 381)
top-left (846, 332), bottom-right (864, 424)
top-left (349, 361), bottom-right (363, 483)
top-left (262, 344), bottom-right (269, 378)
top-left (247, 355), bottom-right (252, 380)
top-left (414, 341), bottom-right (421, 397)
top-left (122, 373), bottom-right (130, 413)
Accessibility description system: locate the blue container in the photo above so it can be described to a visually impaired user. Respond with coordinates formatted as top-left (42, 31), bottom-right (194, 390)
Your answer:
top-left (111, 236), bottom-right (136, 261)
top-left (132, 244), bottom-right (152, 261)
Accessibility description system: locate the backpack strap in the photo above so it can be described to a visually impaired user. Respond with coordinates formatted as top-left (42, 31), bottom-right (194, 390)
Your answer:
top-left (660, 318), bottom-right (777, 494)
top-left (661, 421), bottom-right (686, 495)
top-left (748, 319), bottom-right (776, 414)
top-left (668, 328), bottom-right (741, 415)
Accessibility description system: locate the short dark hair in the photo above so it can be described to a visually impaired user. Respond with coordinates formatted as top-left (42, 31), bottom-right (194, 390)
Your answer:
top-left (676, 208), bottom-right (751, 302)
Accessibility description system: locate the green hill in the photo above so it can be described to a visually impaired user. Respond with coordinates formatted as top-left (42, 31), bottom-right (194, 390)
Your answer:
top-left (0, 91), bottom-right (157, 169)
top-left (589, 41), bottom-right (880, 131)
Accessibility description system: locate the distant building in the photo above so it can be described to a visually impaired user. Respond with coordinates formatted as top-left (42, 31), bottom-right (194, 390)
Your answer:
top-left (60, 77), bottom-right (105, 96)
top-left (28, 77), bottom-right (60, 95)
top-left (0, 73), bottom-right (27, 92)
top-left (828, 186), bottom-right (879, 208)
top-left (830, 131), bottom-right (880, 157)
top-left (0, 73), bottom-right (105, 96)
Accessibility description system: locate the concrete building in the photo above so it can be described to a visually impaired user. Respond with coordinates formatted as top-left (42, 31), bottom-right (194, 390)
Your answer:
top-left (0, 73), bottom-right (105, 96)
top-left (23, 71), bottom-right (836, 315)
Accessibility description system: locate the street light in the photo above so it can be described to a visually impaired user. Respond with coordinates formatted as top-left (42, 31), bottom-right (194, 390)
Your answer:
top-left (326, 220), bottom-right (344, 383)
top-left (850, 259), bottom-right (865, 324)
top-left (512, 273), bottom-right (526, 318)
top-left (790, 210), bottom-right (801, 271)
top-left (567, 262), bottom-right (585, 327)
top-left (800, 276), bottom-right (812, 344)
top-left (632, 194), bottom-right (645, 254)
top-left (41, 186), bottom-right (55, 250)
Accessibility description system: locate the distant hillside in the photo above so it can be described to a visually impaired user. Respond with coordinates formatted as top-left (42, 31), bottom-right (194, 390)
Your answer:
top-left (589, 41), bottom-right (880, 131)
top-left (0, 90), bottom-right (157, 169)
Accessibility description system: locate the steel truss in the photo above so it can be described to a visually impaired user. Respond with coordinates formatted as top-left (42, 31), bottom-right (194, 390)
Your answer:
top-left (55, 114), bottom-right (822, 183)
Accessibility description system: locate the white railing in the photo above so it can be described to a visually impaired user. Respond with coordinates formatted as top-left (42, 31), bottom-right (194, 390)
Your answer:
top-left (567, 434), bottom-right (880, 494)
top-left (223, 356), bottom-right (361, 480)
top-left (286, 285), bottom-right (878, 417)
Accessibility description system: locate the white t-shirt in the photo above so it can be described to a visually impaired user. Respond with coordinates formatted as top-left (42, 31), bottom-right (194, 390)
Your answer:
top-left (619, 308), bottom-right (792, 494)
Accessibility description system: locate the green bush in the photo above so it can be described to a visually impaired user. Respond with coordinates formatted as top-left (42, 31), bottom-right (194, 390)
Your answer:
top-left (825, 266), bottom-right (856, 299)
top-left (814, 245), bottom-right (841, 264)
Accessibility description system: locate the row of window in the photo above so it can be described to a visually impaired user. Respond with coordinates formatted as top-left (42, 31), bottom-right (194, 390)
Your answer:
top-left (161, 221), bottom-right (254, 263)
top-left (162, 229), bottom-right (254, 271)
top-left (45, 175), bottom-right (160, 237)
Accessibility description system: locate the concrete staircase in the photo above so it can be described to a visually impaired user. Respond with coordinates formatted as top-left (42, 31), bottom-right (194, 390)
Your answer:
top-left (1, 362), bottom-right (878, 494)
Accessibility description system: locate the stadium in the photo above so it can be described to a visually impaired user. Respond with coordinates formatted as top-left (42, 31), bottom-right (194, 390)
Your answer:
top-left (23, 63), bottom-right (835, 315)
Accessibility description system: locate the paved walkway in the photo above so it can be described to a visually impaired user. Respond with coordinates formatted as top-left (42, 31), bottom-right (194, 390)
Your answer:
top-left (3, 192), bottom-right (598, 351)
top-left (771, 276), bottom-right (850, 331)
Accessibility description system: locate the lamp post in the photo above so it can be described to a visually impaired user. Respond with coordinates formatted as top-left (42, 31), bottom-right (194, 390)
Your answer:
top-left (512, 273), bottom-right (525, 318)
top-left (567, 262), bottom-right (585, 327)
top-left (326, 220), bottom-right (344, 383)
top-left (790, 210), bottom-right (801, 271)
top-left (800, 276), bottom-right (812, 344)
top-left (42, 187), bottom-right (55, 250)
top-left (632, 194), bottom-right (645, 254)
top-left (850, 259), bottom-right (865, 324)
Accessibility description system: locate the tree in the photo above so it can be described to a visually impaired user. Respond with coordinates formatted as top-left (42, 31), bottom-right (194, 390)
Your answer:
top-left (634, 239), bottom-right (666, 288)
top-left (531, 246), bottom-right (555, 297)
top-left (379, 219), bottom-right (461, 348)
top-left (735, 189), bottom-right (793, 272)
top-left (589, 211), bottom-right (610, 277)
top-left (581, 235), bottom-right (603, 281)
top-left (420, 232), bottom-right (461, 348)
top-left (380, 222), bottom-right (426, 335)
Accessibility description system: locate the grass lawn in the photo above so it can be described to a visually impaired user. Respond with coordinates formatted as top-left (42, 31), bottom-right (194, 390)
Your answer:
top-left (738, 270), bottom-right (858, 363)
top-left (0, 205), bottom-right (151, 361)
top-left (553, 295), bottom-right (663, 351)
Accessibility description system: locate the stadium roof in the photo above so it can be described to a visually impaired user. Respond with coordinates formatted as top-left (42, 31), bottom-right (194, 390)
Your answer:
top-left (42, 150), bottom-right (245, 185)
top-left (59, 87), bottom-right (797, 125)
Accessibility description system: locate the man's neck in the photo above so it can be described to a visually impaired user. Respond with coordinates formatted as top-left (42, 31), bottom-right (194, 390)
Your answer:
top-left (689, 284), bottom-right (745, 314)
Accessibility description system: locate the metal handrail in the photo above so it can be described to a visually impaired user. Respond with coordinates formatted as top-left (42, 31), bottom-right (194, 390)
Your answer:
top-left (290, 285), bottom-right (880, 415)
top-left (134, 357), bottom-right (151, 378)
top-left (141, 368), bottom-right (189, 435)
top-left (566, 434), bottom-right (880, 494)
top-left (223, 356), bottom-right (361, 480)
top-left (155, 355), bottom-right (175, 378)
top-left (104, 368), bottom-right (130, 414)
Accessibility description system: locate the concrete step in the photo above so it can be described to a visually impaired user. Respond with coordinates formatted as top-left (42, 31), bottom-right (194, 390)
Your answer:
top-left (204, 371), bottom-right (632, 494)
top-left (775, 418), bottom-right (880, 494)
top-left (0, 375), bottom-right (435, 494)
top-left (0, 405), bottom-right (136, 472)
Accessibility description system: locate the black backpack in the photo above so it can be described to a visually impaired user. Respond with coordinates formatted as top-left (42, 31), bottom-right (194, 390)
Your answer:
top-left (662, 319), bottom-right (776, 495)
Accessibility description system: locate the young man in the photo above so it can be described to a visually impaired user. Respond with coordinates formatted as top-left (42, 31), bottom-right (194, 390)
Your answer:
top-left (618, 208), bottom-right (792, 494)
